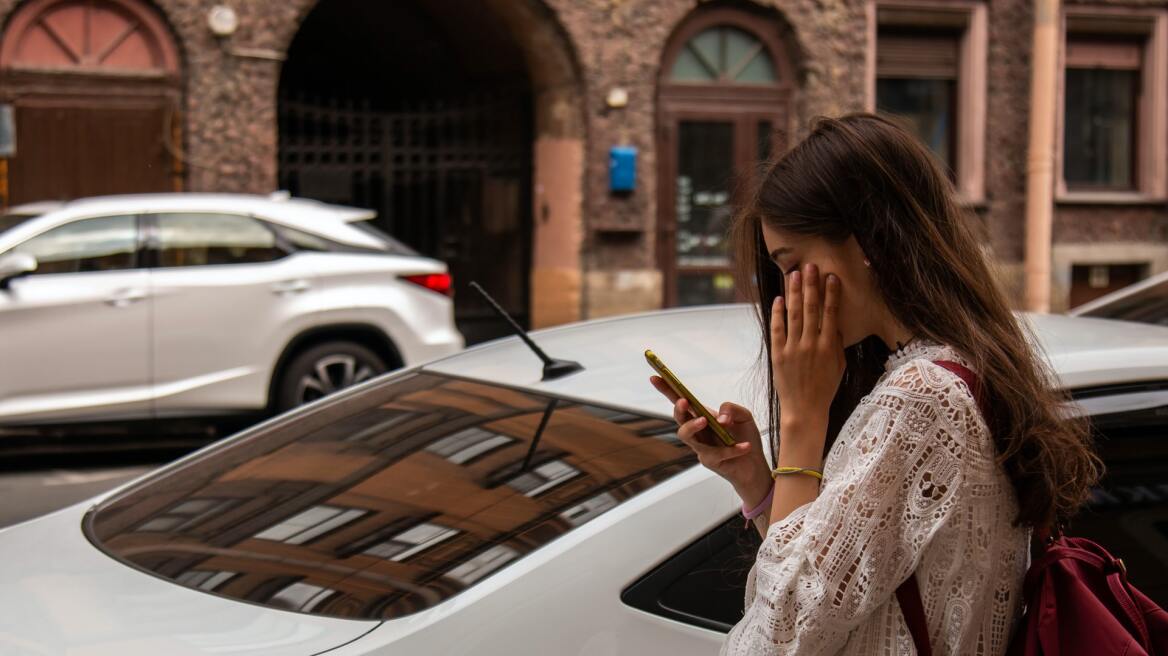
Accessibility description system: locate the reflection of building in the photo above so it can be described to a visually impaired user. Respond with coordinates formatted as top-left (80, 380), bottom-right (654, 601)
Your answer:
top-left (88, 374), bottom-right (696, 620)
top-left (1, 0), bottom-right (1166, 329)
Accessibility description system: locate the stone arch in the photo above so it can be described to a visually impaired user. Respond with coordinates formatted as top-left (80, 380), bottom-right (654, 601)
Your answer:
top-left (275, 0), bottom-right (586, 338)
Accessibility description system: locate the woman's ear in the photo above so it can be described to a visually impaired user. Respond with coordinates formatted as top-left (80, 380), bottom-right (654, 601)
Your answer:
top-left (845, 235), bottom-right (871, 268)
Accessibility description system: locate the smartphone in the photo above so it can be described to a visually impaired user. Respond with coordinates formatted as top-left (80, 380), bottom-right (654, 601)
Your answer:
top-left (644, 349), bottom-right (737, 447)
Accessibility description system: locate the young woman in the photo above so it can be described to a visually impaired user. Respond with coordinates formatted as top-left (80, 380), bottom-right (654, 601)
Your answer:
top-left (650, 113), bottom-right (1101, 654)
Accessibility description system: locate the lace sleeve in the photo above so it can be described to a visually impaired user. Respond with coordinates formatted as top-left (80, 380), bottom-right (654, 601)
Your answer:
top-left (724, 361), bottom-right (977, 655)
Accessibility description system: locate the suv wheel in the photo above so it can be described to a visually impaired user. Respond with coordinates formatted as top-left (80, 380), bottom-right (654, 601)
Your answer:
top-left (276, 341), bottom-right (387, 412)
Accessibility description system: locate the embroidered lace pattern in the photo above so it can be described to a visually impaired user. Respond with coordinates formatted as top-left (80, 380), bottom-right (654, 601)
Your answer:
top-left (721, 338), bottom-right (1030, 655)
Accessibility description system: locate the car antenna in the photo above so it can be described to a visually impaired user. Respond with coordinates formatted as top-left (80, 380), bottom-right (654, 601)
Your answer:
top-left (470, 281), bottom-right (583, 381)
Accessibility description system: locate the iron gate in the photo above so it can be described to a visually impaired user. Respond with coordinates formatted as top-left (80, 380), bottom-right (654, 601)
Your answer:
top-left (278, 93), bottom-right (533, 344)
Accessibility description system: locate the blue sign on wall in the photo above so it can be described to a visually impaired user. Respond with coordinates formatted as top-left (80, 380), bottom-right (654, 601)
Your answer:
top-left (609, 145), bottom-right (637, 192)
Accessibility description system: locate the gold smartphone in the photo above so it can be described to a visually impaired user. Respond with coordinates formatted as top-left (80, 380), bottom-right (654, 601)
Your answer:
top-left (645, 349), bottom-right (737, 447)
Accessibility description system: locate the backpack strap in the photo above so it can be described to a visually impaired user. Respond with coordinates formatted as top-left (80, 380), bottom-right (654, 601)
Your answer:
top-left (896, 575), bottom-right (933, 655)
top-left (895, 359), bottom-right (986, 655)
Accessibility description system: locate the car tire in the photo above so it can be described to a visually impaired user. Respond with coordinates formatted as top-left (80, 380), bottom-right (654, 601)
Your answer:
top-left (275, 341), bottom-right (387, 412)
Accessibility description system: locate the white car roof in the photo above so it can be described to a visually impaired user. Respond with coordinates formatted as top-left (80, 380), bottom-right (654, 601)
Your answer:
top-left (425, 304), bottom-right (1168, 418)
top-left (0, 193), bottom-right (395, 252)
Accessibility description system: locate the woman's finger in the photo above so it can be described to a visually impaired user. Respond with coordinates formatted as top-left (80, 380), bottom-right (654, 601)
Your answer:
top-left (717, 401), bottom-right (755, 426)
top-left (820, 273), bottom-right (841, 346)
top-left (678, 416), bottom-right (752, 465)
top-left (770, 296), bottom-right (785, 353)
top-left (786, 269), bottom-right (803, 343)
top-left (676, 416), bottom-right (719, 455)
top-left (649, 375), bottom-right (681, 405)
top-left (803, 263), bottom-right (820, 338)
top-left (673, 398), bottom-right (690, 426)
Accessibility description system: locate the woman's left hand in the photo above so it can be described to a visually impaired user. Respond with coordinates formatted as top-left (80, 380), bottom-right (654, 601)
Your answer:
top-left (771, 263), bottom-right (846, 456)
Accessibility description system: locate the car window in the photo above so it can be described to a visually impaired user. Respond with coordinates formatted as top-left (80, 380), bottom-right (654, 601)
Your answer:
top-left (621, 513), bottom-right (759, 633)
top-left (1075, 405), bottom-right (1168, 605)
top-left (9, 214), bottom-right (137, 274)
top-left (86, 373), bottom-right (697, 621)
top-left (153, 213), bottom-right (285, 267)
top-left (277, 225), bottom-right (332, 252)
top-left (623, 398), bottom-right (1168, 632)
top-left (349, 220), bottom-right (419, 256)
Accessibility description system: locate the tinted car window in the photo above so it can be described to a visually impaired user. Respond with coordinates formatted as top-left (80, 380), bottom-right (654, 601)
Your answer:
top-left (624, 400), bottom-right (1168, 631)
top-left (87, 373), bottom-right (696, 621)
top-left (10, 215), bottom-right (137, 274)
top-left (1075, 403), bottom-right (1168, 603)
top-left (154, 213), bottom-right (284, 267)
top-left (349, 220), bottom-right (418, 256)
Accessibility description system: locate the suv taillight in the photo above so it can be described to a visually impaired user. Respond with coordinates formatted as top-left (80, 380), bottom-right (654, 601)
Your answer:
top-left (401, 273), bottom-right (453, 297)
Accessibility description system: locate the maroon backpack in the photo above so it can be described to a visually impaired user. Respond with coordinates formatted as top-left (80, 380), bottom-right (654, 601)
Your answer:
top-left (893, 360), bottom-right (1168, 655)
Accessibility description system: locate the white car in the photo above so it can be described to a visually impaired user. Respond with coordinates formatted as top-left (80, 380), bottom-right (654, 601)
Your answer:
top-left (1070, 269), bottom-right (1168, 327)
top-left (0, 306), bottom-right (1165, 654)
top-left (0, 193), bottom-right (464, 426)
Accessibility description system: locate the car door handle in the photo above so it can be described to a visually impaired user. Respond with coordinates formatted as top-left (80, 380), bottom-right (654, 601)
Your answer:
top-left (105, 288), bottom-right (147, 308)
top-left (272, 279), bottom-right (311, 295)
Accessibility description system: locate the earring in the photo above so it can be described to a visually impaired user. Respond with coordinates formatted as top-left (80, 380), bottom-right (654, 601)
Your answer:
top-left (863, 258), bottom-right (871, 267)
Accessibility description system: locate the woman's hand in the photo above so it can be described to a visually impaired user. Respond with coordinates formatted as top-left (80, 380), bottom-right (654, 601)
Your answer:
top-left (771, 263), bottom-right (846, 462)
top-left (648, 377), bottom-right (773, 508)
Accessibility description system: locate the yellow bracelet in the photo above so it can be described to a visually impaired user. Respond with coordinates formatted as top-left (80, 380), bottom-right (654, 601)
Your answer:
top-left (771, 466), bottom-right (824, 480)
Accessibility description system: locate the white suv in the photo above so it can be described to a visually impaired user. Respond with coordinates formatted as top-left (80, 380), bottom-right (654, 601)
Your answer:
top-left (0, 193), bottom-right (464, 426)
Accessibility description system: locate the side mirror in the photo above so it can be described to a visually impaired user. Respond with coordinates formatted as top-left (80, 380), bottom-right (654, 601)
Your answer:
top-left (0, 252), bottom-right (37, 289)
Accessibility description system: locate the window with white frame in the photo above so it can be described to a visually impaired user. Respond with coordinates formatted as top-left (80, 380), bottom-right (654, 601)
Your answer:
top-left (444, 544), bottom-right (519, 586)
top-left (1060, 11), bottom-right (1168, 198)
top-left (175, 570), bottom-right (237, 591)
top-left (426, 427), bottom-right (514, 464)
top-left (135, 498), bottom-right (234, 533)
top-left (253, 505), bottom-right (366, 545)
top-left (363, 521), bottom-right (460, 561)
top-left (268, 582), bottom-right (336, 613)
top-left (872, 3), bottom-right (987, 202)
top-left (506, 459), bottom-right (580, 497)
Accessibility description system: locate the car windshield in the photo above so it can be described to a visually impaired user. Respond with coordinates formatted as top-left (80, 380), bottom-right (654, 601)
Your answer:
top-left (85, 372), bottom-right (694, 621)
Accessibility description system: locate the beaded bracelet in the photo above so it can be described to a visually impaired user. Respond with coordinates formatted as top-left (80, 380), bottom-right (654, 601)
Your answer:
top-left (771, 466), bottom-right (824, 480)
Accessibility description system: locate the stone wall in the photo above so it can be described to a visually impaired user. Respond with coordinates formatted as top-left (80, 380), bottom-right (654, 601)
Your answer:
top-left (3, 0), bottom-right (1167, 319)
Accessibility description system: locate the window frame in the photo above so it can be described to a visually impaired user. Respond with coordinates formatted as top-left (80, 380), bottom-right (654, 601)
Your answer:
top-left (1057, 7), bottom-right (1168, 203)
top-left (867, 0), bottom-right (987, 205)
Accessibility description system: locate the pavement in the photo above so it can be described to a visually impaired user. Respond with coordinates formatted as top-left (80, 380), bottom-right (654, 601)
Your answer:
top-left (0, 464), bottom-right (155, 528)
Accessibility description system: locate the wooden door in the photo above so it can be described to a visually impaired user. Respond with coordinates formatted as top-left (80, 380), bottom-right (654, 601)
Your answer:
top-left (656, 7), bottom-right (795, 307)
top-left (9, 99), bottom-right (176, 204)
top-left (660, 113), bottom-right (779, 306)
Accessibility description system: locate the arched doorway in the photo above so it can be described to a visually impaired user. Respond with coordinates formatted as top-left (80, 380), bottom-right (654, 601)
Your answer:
top-left (0, 0), bottom-right (182, 206)
top-left (278, 0), bottom-right (582, 344)
top-left (657, 5), bottom-right (796, 307)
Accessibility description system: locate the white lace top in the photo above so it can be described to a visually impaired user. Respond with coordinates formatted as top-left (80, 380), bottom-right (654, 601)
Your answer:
top-left (722, 338), bottom-right (1030, 655)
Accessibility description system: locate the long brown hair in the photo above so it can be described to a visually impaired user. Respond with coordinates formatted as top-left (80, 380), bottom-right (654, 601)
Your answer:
top-left (731, 113), bottom-right (1101, 529)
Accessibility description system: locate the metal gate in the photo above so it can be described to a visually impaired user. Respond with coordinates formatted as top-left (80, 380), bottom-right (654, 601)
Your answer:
top-left (278, 93), bottom-right (533, 344)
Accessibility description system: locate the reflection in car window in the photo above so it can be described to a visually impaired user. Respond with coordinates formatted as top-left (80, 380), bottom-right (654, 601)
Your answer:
top-left (154, 213), bottom-right (284, 267)
top-left (87, 373), bottom-right (696, 621)
top-left (11, 215), bottom-right (137, 274)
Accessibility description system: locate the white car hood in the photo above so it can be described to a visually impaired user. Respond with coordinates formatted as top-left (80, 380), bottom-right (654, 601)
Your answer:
top-left (0, 503), bottom-right (377, 656)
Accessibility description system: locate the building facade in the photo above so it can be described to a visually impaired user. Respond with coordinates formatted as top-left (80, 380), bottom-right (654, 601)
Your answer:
top-left (1, 0), bottom-right (1166, 339)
